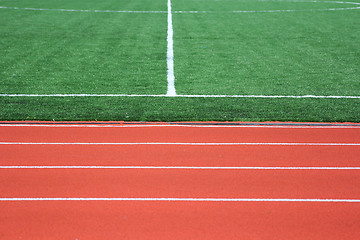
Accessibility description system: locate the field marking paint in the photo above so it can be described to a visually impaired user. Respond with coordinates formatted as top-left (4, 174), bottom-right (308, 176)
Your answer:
top-left (0, 142), bottom-right (359, 146)
top-left (1, 166), bottom-right (360, 170)
top-left (0, 1), bottom-right (359, 13)
top-left (1, 94), bottom-right (360, 98)
top-left (231, 6), bottom-right (360, 13)
top-left (166, 0), bottom-right (176, 96)
top-left (0, 6), bottom-right (167, 13)
top-left (1, 124), bottom-right (359, 128)
top-left (0, 197), bottom-right (359, 202)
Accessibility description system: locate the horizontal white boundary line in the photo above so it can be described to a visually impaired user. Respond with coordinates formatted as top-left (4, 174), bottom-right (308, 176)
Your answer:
top-left (0, 124), bottom-right (359, 128)
top-left (1, 198), bottom-right (359, 202)
top-left (0, 142), bottom-right (359, 146)
top-left (0, 6), bottom-right (167, 13)
top-left (1, 1), bottom-right (359, 14)
top-left (1, 166), bottom-right (360, 170)
top-left (1, 94), bottom-right (360, 98)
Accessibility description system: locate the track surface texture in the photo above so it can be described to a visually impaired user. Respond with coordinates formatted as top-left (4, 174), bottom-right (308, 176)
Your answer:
top-left (1, 121), bottom-right (360, 239)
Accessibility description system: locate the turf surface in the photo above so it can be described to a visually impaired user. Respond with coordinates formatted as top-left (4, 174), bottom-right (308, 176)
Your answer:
top-left (0, 0), bottom-right (167, 94)
top-left (174, 10), bottom-right (360, 96)
top-left (0, 0), bottom-right (359, 121)
top-left (1, 97), bottom-right (359, 122)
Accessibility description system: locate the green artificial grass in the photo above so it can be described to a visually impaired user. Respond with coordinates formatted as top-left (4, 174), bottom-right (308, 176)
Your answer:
top-left (174, 11), bottom-right (360, 96)
top-left (0, 0), bottom-right (167, 94)
top-left (1, 97), bottom-right (359, 122)
top-left (0, 0), bottom-right (359, 122)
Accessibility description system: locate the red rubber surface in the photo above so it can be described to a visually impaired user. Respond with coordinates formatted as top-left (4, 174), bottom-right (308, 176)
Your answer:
top-left (0, 122), bottom-right (360, 239)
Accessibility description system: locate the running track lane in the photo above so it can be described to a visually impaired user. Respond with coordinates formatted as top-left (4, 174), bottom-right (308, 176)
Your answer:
top-left (0, 122), bottom-right (360, 239)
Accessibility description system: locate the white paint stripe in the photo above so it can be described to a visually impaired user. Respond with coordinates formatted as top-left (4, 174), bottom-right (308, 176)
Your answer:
top-left (0, 6), bottom-right (167, 13)
top-left (166, 0), bottom-right (176, 96)
top-left (1, 6), bottom-right (357, 13)
top-left (321, 1), bottom-right (360, 5)
top-left (1, 94), bottom-right (360, 98)
top-left (0, 142), bottom-right (359, 146)
top-left (0, 197), bottom-right (359, 202)
top-left (0, 124), bottom-right (359, 128)
top-left (176, 94), bottom-right (360, 98)
top-left (231, 6), bottom-right (360, 13)
top-left (1, 166), bottom-right (360, 170)
top-left (1, 1), bottom-right (359, 14)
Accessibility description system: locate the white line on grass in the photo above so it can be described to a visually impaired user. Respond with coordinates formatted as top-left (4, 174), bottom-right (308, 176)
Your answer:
top-left (0, 6), bottom-right (167, 13)
top-left (0, 142), bottom-right (359, 146)
top-left (1, 124), bottom-right (359, 128)
top-left (1, 1), bottom-right (359, 13)
top-left (166, 0), bottom-right (176, 96)
top-left (1, 94), bottom-right (360, 98)
top-left (0, 197), bottom-right (359, 202)
top-left (1, 166), bottom-right (360, 170)
top-left (230, 6), bottom-right (360, 13)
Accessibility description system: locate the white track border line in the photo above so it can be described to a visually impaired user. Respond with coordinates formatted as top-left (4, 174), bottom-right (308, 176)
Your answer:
top-left (166, 0), bottom-right (176, 96)
top-left (1, 166), bottom-right (360, 170)
top-left (0, 197), bottom-right (359, 202)
top-left (0, 142), bottom-right (359, 146)
top-left (0, 124), bottom-right (359, 128)
top-left (1, 94), bottom-right (360, 98)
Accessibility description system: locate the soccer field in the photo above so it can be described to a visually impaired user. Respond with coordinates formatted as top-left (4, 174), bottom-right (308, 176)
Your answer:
top-left (0, 0), bottom-right (359, 121)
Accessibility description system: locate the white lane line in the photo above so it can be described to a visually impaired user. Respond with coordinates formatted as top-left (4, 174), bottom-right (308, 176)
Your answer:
top-left (0, 197), bottom-right (359, 202)
top-left (166, 0), bottom-right (176, 96)
top-left (0, 142), bottom-right (359, 146)
top-left (1, 94), bottom-right (360, 98)
top-left (0, 124), bottom-right (359, 128)
top-left (1, 166), bottom-right (360, 170)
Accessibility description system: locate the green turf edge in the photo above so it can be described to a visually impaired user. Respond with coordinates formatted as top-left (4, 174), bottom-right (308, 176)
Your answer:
top-left (0, 97), bottom-right (359, 122)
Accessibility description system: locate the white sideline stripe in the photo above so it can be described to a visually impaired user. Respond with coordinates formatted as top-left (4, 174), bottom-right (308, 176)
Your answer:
top-left (0, 142), bottom-right (359, 146)
top-left (0, 124), bottom-right (359, 128)
top-left (0, 197), bottom-right (360, 202)
top-left (1, 1), bottom-right (360, 13)
top-left (0, 6), bottom-right (167, 13)
top-left (166, 0), bottom-right (176, 96)
top-left (322, 1), bottom-right (360, 5)
top-left (1, 166), bottom-right (360, 170)
top-left (1, 94), bottom-right (360, 98)
top-left (230, 6), bottom-right (360, 13)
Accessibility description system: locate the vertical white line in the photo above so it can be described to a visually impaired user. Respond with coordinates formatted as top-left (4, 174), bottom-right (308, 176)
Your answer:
top-left (166, 0), bottom-right (176, 96)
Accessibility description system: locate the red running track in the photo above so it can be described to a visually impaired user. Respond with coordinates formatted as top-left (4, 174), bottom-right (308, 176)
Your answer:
top-left (0, 122), bottom-right (360, 239)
